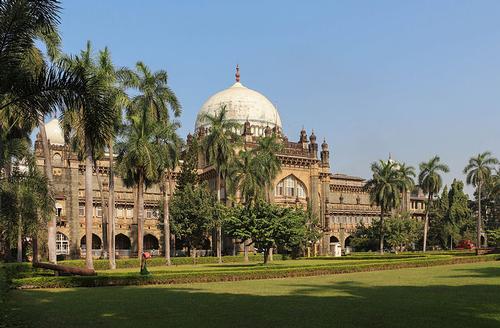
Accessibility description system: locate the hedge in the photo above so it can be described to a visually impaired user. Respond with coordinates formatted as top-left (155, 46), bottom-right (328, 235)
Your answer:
top-left (56, 254), bottom-right (288, 271)
top-left (11, 254), bottom-right (499, 289)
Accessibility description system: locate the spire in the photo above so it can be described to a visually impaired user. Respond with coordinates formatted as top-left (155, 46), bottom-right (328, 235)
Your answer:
top-left (235, 64), bottom-right (240, 82)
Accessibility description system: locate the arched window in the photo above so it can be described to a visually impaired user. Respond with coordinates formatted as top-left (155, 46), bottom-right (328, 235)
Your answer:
top-left (80, 234), bottom-right (102, 250)
top-left (115, 234), bottom-right (131, 250)
top-left (56, 232), bottom-right (69, 255)
top-left (144, 234), bottom-right (159, 250)
top-left (330, 236), bottom-right (340, 243)
top-left (52, 153), bottom-right (62, 165)
top-left (275, 175), bottom-right (307, 198)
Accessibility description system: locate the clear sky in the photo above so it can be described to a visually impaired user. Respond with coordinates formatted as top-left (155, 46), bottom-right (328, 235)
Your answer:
top-left (56, 0), bottom-right (500, 194)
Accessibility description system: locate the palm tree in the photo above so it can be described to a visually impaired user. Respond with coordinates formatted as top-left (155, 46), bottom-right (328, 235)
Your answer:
top-left (59, 42), bottom-right (116, 269)
top-left (119, 61), bottom-right (180, 263)
top-left (419, 156), bottom-right (449, 252)
top-left (397, 163), bottom-right (416, 212)
top-left (253, 134), bottom-right (283, 201)
top-left (96, 47), bottom-right (127, 270)
top-left (157, 122), bottom-right (181, 265)
top-left (365, 160), bottom-right (404, 254)
top-left (201, 105), bottom-right (241, 263)
top-left (1, 0), bottom-right (93, 264)
top-left (116, 110), bottom-right (161, 260)
top-left (118, 61), bottom-right (181, 120)
top-left (228, 148), bottom-right (266, 262)
top-left (463, 151), bottom-right (498, 250)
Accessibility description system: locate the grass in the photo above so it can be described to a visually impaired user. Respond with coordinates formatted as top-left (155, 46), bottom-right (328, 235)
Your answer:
top-left (6, 253), bottom-right (498, 288)
top-left (3, 261), bottom-right (500, 328)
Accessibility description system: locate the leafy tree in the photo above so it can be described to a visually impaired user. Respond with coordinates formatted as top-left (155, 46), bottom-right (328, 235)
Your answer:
top-left (0, 154), bottom-right (53, 262)
top-left (225, 201), bottom-right (308, 264)
top-left (419, 155), bottom-right (449, 252)
top-left (384, 212), bottom-right (423, 252)
top-left (201, 105), bottom-right (241, 263)
top-left (463, 151), bottom-right (498, 249)
top-left (365, 160), bottom-right (404, 254)
top-left (170, 182), bottom-right (215, 262)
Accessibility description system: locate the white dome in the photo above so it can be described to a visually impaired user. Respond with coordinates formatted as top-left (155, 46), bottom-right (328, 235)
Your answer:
top-left (195, 81), bottom-right (282, 135)
top-left (45, 118), bottom-right (64, 145)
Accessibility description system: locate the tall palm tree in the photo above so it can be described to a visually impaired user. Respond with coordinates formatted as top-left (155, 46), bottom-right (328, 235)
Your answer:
top-left (418, 155), bottom-right (449, 252)
top-left (201, 105), bottom-right (241, 263)
top-left (463, 151), bottom-right (498, 250)
top-left (118, 61), bottom-right (181, 121)
top-left (96, 47), bottom-right (127, 270)
top-left (1, 0), bottom-right (92, 264)
top-left (397, 163), bottom-right (416, 212)
top-left (59, 42), bottom-right (116, 269)
top-left (365, 160), bottom-right (404, 254)
top-left (116, 110), bottom-right (161, 260)
top-left (119, 61), bottom-right (180, 263)
top-left (157, 122), bottom-right (181, 265)
top-left (253, 134), bottom-right (283, 201)
top-left (229, 149), bottom-right (263, 205)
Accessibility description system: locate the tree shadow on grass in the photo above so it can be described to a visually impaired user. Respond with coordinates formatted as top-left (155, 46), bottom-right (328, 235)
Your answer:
top-left (6, 281), bottom-right (500, 328)
top-left (446, 266), bottom-right (500, 278)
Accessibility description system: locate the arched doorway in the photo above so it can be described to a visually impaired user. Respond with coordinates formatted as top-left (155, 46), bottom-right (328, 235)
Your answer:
top-left (115, 233), bottom-right (131, 257)
top-left (344, 236), bottom-right (352, 247)
top-left (144, 234), bottom-right (159, 251)
top-left (56, 232), bottom-right (69, 255)
top-left (80, 234), bottom-right (102, 250)
top-left (329, 235), bottom-right (341, 257)
top-left (115, 233), bottom-right (131, 250)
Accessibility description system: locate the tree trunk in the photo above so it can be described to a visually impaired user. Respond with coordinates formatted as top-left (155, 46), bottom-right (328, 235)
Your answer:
top-left (216, 172), bottom-right (222, 264)
top-left (38, 118), bottom-right (57, 264)
top-left (379, 210), bottom-right (385, 254)
top-left (137, 172), bottom-right (145, 260)
top-left (163, 174), bottom-right (172, 265)
top-left (17, 217), bottom-right (22, 262)
top-left (477, 184), bottom-right (482, 251)
top-left (94, 161), bottom-right (108, 254)
top-left (108, 140), bottom-right (116, 269)
top-left (268, 247), bottom-right (273, 262)
top-left (263, 247), bottom-right (269, 264)
top-left (32, 235), bottom-right (39, 263)
top-left (423, 193), bottom-right (432, 252)
top-left (243, 240), bottom-right (249, 263)
top-left (84, 143), bottom-right (94, 270)
top-left (192, 246), bottom-right (197, 264)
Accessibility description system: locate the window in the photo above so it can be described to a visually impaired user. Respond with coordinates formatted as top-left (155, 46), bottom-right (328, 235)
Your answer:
top-left (78, 206), bottom-right (84, 216)
top-left (96, 206), bottom-right (102, 217)
top-left (56, 232), bottom-right (69, 255)
top-left (146, 209), bottom-right (152, 219)
top-left (275, 175), bottom-right (306, 198)
top-left (117, 207), bottom-right (124, 218)
top-left (126, 207), bottom-right (133, 218)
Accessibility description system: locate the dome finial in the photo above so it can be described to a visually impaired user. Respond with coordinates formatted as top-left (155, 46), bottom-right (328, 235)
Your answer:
top-left (235, 64), bottom-right (240, 82)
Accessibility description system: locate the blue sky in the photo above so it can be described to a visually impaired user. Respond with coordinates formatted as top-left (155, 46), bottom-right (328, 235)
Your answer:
top-left (56, 1), bottom-right (500, 194)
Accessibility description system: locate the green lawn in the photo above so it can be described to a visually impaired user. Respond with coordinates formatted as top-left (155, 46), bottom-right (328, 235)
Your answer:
top-left (5, 261), bottom-right (500, 328)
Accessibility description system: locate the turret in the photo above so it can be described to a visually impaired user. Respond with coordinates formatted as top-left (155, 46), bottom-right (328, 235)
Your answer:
top-left (299, 127), bottom-right (308, 149)
top-left (320, 138), bottom-right (330, 167)
top-left (308, 130), bottom-right (318, 158)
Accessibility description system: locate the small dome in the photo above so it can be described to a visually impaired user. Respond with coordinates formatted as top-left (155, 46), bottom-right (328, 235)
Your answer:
top-left (44, 118), bottom-right (64, 145)
top-left (195, 80), bottom-right (282, 136)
